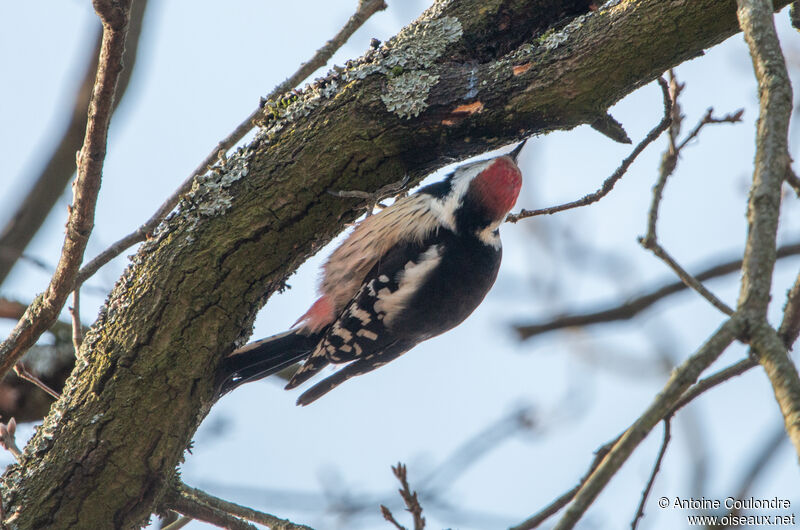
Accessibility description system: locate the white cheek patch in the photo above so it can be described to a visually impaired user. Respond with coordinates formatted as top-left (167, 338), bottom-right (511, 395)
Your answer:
top-left (477, 221), bottom-right (502, 249)
top-left (374, 245), bottom-right (442, 326)
top-left (428, 160), bottom-right (491, 233)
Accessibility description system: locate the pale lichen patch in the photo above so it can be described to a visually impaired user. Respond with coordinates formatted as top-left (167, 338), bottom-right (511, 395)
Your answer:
top-left (381, 71), bottom-right (441, 119)
top-left (540, 13), bottom-right (591, 51)
top-left (383, 16), bottom-right (463, 71)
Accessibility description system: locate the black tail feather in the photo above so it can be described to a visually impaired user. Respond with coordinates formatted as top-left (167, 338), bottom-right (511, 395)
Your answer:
top-left (216, 330), bottom-right (317, 397)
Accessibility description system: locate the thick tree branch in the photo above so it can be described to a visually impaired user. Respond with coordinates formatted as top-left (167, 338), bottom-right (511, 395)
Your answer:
top-left (73, 0), bottom-right (386, 289)
top-left (736, 0), bottom-right (800, 460)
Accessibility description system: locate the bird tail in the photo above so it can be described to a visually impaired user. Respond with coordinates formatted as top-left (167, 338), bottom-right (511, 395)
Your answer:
top-left (216, 329), bottom-right (318, 398)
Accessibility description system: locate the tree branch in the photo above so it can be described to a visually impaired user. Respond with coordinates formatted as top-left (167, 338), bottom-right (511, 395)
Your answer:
top-left (0, 0), bottom-right (148, 287)
top-left (506, 77), bottom-right (671, 223)
top-left (630, 417), bottom-right (672, 530)
top-left (73, 0), bottom-right (386, 288)
top-left (552, 317), bottom-right (742, 529)
top-left (515, 241), bottom-right (800, 340)
top-left (0, 0), bottom-right (132, 378)
top-left (735, 0), bottom-right (800, 461)
top-left (639, 73), bottom-right (739, 316)
top-left (779, 269), bottom-right (800, 348)
top-left (162, 481), bottom-right (312, 530)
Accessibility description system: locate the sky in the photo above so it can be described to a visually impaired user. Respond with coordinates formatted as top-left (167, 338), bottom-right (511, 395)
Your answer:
top-left (1, 1), bottom-right (799, 529)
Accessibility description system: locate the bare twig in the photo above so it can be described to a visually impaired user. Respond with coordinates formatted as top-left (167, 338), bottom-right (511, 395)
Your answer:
top-left (512, 342), bottom-right (757, 530)
top-left (74, 0), bottom-right (386, 288)
top-left (785, 166), bottom-right (800, 196)
top-left (640, 72), bottom-right (739, 316)
top-left (506, 77), bottom-right (671, 223)
top-left (0, 417), bottom-right (21, 461)
top-left (676, 108), bottom-right (745, 151)
top-left (510, 439), bottom-right (618, 530)
top-left (381, 464), bottom-right (426, 530)
top-left (0, 0), bottom-right (148, 288)
top-left (630, 417), bottom-right (672, 530)
top-left (779, 270), bottom-right (800, 348)
top-left (381, 505), bottom-right (407, 530)
top-left (671, 357), bottom-right (756, 412)
top-left (162, 481), bottom-right (313, 530)
top-left (13, 363), bottom-right (61, 400)
top-left (69, 290), bottom-right (83, 352)
top-left (329, 175), bottom-right (410, 215)
top-left (516, 242), bottom-right (800, 339)
top-left (0, 0), bottom-right (133, 378)
top-left (639, 240), bottom-right (735, 315)
top-left (161, 516), bottom-right (192, 530)
top-left (551, 317), bottom-right (741, 530)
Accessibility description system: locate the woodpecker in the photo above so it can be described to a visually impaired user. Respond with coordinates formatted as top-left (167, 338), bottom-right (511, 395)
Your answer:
top-left (217, 141), bottom-right (526, 405)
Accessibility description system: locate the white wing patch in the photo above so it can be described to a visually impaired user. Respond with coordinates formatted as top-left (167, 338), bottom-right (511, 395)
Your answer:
top-left (374, 245), bottom-right (442, 326)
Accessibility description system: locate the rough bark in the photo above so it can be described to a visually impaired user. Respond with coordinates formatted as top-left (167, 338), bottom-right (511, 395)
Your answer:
top-left (1, 0), bottom-right (790, 527)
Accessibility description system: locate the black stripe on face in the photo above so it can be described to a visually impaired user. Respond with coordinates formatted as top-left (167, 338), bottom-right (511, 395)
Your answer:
top-left (417, 174), bottom-right (454, 199)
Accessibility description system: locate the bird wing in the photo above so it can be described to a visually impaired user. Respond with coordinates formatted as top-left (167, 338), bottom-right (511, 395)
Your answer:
top-left (319, 193), bottom-right (445, 314)
top-left (286, 232), bottom-right (446, 395)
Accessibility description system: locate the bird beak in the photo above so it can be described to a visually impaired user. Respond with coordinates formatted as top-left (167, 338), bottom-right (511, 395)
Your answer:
top-left (508, 139), bottom-right (527, 162)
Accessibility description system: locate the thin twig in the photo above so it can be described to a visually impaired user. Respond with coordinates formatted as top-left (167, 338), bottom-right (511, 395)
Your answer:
top-left (638, 240), bottom-right (735, 315)
top-left (779, 270), bottom-right (800, 348)
top-left (69, 290), bottom-right (83, 352)
top-left (551, 317), bottom-right (741, 530)
top-left (510, 439), bottom-right (618, 530)
top-left (162, 481), bottom-right (313, 530)
top-left (785, 165), bottom-right (800, 196)
top-left (630, 417), bottom-right (672, 530)
top-left (512, 337), bottom-right (753, 530)
top-left (640, 71), bottom-right (738, 316)
top-left (381, 505), bottom-right (408, 530)
top-left (671, 357), bottom-right (756, 412)
top-left (0, 0), bottom-right (133, 378)
top-left (675, 108), bottom-right (744, 151)
top-left (516, 241), bottom-right (800, 339)
top-left (161, 516), bottom-right (192, 530)
top-left (0, 0), bottom-right (148, 288)
top-left (74, 0), bottom-right (386, 288)
top-left (13, 363), bottom-right (61, 400)
top-left (390, 463), bottom-right (426, 530)
top-left (506, 77), bottom-right (671, 223)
